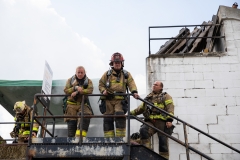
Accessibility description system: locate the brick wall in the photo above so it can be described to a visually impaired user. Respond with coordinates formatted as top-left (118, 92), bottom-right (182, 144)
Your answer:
top-left (145, 6), bottom-right (240, 160)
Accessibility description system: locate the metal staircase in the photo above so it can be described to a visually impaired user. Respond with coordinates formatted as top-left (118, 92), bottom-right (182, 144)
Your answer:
top-left (29, 137), bottom-right (166, 160)
top-left (1, 93), bottom-right (240, 160)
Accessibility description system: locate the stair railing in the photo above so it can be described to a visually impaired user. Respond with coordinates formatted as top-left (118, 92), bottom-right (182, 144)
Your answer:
top-left (134, 97), bottom-right (240, 160)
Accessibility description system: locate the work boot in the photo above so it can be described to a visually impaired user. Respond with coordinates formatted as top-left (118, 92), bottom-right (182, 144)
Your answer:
top-left (75, 129), bottom-right (87, 137)
top-left (67, 120), bottom-right (77, 137)
top-left (159, 152), bottom-right (169, 160)
top-left (140, 139), bottom-right (151, 149)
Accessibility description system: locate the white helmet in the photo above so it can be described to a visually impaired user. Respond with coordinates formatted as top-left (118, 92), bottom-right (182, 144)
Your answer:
top-left (13, 101), bottom-right (26, 113)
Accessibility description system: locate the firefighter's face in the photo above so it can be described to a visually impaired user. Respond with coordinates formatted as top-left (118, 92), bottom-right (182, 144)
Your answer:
top-left (16, 108), bottom-right (26, 119)
top-left (152, 81), bottom-right (162, 93)
top-left (75, 68), bottom-right (85, 79)
top-left (113, 61), bottom-right (122, 70)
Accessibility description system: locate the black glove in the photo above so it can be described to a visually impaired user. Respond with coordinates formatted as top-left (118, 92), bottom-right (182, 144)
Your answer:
top-left (164, 125), bottom-right (175, 135)
top-left (121, 100), bottom-right (128, 114)
top-left (146, 105), bottom-right (152, 114)
top-left (99, 100), bottom-right (106, 114)
top-left (131, 132), bottom-right (140, 140)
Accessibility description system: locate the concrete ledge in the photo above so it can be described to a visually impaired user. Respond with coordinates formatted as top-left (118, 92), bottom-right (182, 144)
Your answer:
top-left (0, 144), bottom-right (27, 159)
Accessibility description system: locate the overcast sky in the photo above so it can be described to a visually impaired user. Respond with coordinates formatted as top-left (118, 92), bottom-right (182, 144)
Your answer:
top-left (0, 0), bottom-right (233, 141)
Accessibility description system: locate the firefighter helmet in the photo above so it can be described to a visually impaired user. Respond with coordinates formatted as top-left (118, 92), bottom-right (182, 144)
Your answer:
top-left (109, 52), bottom-right (124, 66)
top-left (13, 101), bottom-right (26, 113)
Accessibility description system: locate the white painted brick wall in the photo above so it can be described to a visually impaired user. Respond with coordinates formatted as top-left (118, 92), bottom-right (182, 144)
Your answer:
top-left (208, 124), bottom-right (231, 134)
top-left (225, 32), bottom-right (235, 41)
top-left (188, 124), bottom-right (208, 134)
top-left (227, 47), bottom-right (238, 56)
top-left (233, 80), bottom-right (240, 87)
top-left (228, 106), bottom-right (240, 114)
top-left (236, 98), bottom-right (240, 105)
top-left (178, 115), bottom-right (198, 124)
top-left (232, 20), bottom-right (240, 30)
top-left (190, 144), bottom-right (211, 153)
top-left (184, 73), bottom-right (203, 80)
top-left (197, 115), bottom-right (218, 124)
top-left (226, 40), bottom-right (236, 49)
top-left (211, 64), bottom-right (231, 72)
top-left (193, 64), bottom-right (212, 72)
top-left (205, 97), bottom-right (226, 108)
top-left (222, 154), bottom-right (240, 160)
top-left (203, 154), bottom-right (223, 160)
top-left (162, 80), bottom-right (195, 89)
top-left (159, 64), bottom-right (193, 73)
top-left (224, 88), bottom-right (240, 96)
top-left (224, 97), bottom-right (237, 106)
top-left (194, 80), bottom-right (213, 88)
top-left (224, 20), bottom-right (233, 33)
top-left (219, 134), bottom-right (240, 143)
top-left (211, 144), bottom-right (233, 153)
top-left (206, 57), bottom-right (221, 64)
top-left (205, 89), bottom-right (224, 97)
top-left (213, 79), bottom-right (235, 89)
top-left (171, 58), bottom-right (184, 65)
top-left (199, 133), bottom-right (219, 143)
top-left (174, 106), bottom-right (187, 114)
top-left (234, 31), bottom-right (240, 40)
top-left (176, 98), bottom-right (204, 106)
top-left (170, 143), bottom-right (187, 153)
top-left (143, 6), bottom-right (240, 160)
top-left (164, 89), bottom-right (185, 97)
top-left (187, 133), bottom-right (199, 143)
top-left (218, 115), bottom-right (240, 124)
top-left (232, 144), bottom-right (240, 153)
top-left (166, 73), bottom-right (185, 80)
top-left (235, 40), bottom-right (240, 48)
top-left (230, 64), bottom-right (240, 71)
top-left (185, 89), bottom-right (206, 97)
top-left (180, 153), bottom-right (201, 160)
top-left (220, 55), bottom-right (239, 63)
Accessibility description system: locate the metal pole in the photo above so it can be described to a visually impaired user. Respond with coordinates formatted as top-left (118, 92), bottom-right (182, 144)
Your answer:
top-left (183, 123), bottom-right (190, 160)
top-left (79, 95), bottom-right (85, 145)
top-left (149, 27), bottom-right (151, 56)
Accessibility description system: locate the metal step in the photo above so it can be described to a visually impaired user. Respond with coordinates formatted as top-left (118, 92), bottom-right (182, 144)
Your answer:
top-left (29, 137), bottom-right (166, 160)
top-left (29, 137), bottom-right (128, 159)
top-left (130, 145), bottom-right (167, 160)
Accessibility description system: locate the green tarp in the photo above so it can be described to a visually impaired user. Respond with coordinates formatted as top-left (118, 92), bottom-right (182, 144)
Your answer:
top-left (0, 79), bottom-right (100, 123)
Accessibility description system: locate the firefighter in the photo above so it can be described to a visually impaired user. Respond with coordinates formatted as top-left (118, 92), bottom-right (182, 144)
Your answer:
top-left (64, 66), bottom-right (93, 138)
top-left (130, 81), bottom-right (174, 160)
top-left (10, 101), bottom-right (39, 143)
top-left (99, 52), bottom-right (139, 138)
top-left (0, 136), bottom-right (6, 145)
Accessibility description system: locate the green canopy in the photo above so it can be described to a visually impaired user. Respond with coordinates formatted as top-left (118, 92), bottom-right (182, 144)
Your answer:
top-left (0, 79), bottom-right (100, 123)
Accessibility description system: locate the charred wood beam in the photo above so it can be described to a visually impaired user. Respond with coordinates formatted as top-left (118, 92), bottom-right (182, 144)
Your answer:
top-left (172, 27), bottom-right (199, 54)
top-left (166, 30), bottom-right (190, 54)
top-left (156, 28), bottom-right (189, 54)
top-left (180, 22), bottom-right (207, 53)
top-left (189, 21), bottom-right (212, 53)
top-left (204, 15), bottom-right (218, 53)
top-left (209, 15), bottom-right (220, 52)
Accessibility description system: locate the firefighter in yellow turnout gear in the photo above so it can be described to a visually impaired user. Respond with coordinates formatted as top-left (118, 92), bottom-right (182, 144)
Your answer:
top-left (10, 101), bottom-right (39, 143)
top-left (99, 52), bottom-right (139, 138)
top-left (130, 81), bottom-right (174, 160)
top-left (64, 66), bottom-right (93, 138)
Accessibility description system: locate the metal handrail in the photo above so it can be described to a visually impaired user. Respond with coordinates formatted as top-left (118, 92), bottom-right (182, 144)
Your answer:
top-left (3, 92), bottom-right (237, 159)
top-left (148, 24), bottom-right (224, 56)
top-left (29, 93), bottom-right (240, 159)
top-left (138, 97), bottom-right (240, 154)
top-left (130, 116), bottom-right (213, 160)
